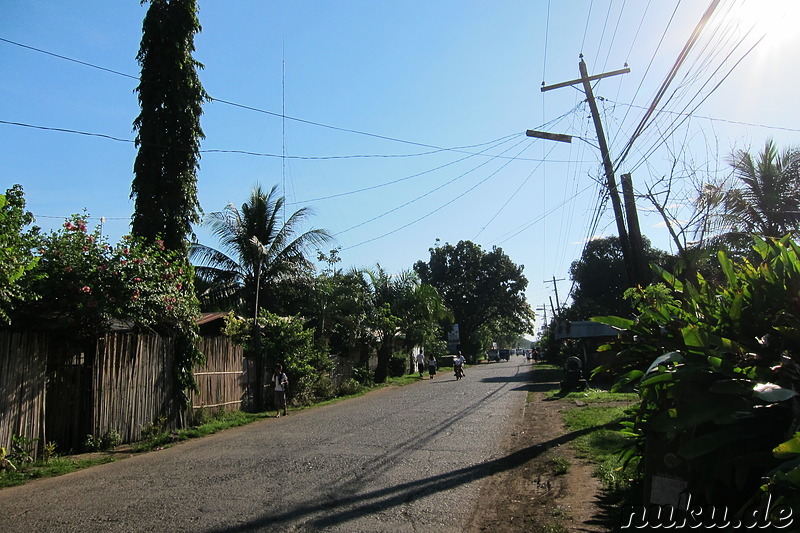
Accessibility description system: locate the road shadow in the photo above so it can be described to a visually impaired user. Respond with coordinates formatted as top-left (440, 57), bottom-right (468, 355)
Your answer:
top-left (208, 424), bottom-right (604, 532)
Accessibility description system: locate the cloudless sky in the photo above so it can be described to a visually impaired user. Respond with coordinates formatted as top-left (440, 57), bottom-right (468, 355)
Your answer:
top-left (3, 1), bottom-right (800, 334)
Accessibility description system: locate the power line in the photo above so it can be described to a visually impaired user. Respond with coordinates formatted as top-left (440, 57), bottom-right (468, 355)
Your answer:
top-left (0, 36), bottom-right (523, 158)
top-left (341, 140), bottom-right (536, 250)
top-left (338, 136), bottom-right (531, 236)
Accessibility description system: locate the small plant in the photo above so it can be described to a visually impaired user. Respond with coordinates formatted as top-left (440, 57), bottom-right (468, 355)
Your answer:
top-left (9, 434), bottom-right (37, 464)
top-left (42, 441), bottom-right (58, 463)
top-left (141, 416), bottom-right (168, 442)
top-left (550, 457), bottom-right (571, 475)
top-left (337, 378), bottom-right (363, 396)
top-left (84, 429), bottom-right (123, 452)
top-left (102, 429), bottom-right (122, 450)
top-left (0, 446), bottom-right (17, 472)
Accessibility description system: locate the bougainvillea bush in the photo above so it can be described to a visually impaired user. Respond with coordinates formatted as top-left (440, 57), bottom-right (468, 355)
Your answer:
top-left (19, 214), bottom-right (199, 337)
top-left (14, 213), bottom-right (203, 399)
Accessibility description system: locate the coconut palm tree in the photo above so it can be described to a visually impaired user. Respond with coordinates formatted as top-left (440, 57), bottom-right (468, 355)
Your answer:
top-left (696, 140), bottom-right (800, 249)
top-left (190, 184), bottom-right (333, 314)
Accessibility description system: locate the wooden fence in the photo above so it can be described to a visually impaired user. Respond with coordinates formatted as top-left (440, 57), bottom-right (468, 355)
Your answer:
top-left (190, 336), bottom-right (245, 420)
top-left (0, 331), bottom-right (48, 453)
top-left (0, 329), bottom-right (244, 456)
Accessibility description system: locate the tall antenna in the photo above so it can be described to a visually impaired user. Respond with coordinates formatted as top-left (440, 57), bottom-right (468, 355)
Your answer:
top-left (281, 41), bottom-right (286, 222)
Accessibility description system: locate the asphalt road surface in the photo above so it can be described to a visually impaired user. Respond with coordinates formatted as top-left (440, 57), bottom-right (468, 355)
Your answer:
top-left (0, 358), bottom-right (533, 532)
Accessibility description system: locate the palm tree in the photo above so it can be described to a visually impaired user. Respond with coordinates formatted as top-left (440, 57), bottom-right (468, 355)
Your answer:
top-left (696, 140), bottom-right (800, 249)
top-left (190, 184), bottom-right (333, 314)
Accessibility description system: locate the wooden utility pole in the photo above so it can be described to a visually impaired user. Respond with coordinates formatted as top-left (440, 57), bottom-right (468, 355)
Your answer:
top-left (542, 57), bottom-right (642, 287)
top-left (621, 173), bottom-right (648, 285)
top-left (544, 276), bottom-right (566, 315)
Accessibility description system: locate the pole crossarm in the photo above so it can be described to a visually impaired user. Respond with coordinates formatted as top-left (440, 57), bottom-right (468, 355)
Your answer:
top-left (541, 66), bottom-right (630, 92)
top-left (526, 130), bottom-right (572, 143)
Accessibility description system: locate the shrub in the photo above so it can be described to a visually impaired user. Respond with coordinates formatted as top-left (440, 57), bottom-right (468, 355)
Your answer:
top-left (388, 353), bottom-right (407, 377)
top-left (596, 236), bottom-right (800, 510)
top-left (337, 378), bottom-right (363, 396)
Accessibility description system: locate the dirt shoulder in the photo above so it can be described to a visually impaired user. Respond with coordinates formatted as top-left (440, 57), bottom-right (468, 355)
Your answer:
top-left (467, 373), bottom-right (617, 532)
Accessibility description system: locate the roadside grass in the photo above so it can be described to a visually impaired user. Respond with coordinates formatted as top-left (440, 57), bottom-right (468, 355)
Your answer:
top-left (531, 363), bottom-right (640, 496)
top-left (0, 456), bottom-right (115, 489)
top-left (0, 370), bottom-right (428, 488)
top-left (562, 403), bottom-right (640, 495)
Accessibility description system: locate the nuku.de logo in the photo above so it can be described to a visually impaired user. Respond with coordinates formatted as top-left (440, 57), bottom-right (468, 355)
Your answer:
top-left (620, 490), bottom-right (794, 529)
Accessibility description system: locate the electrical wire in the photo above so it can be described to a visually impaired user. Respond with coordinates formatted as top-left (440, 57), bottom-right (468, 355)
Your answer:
top-left (341, 139), bottom-right (536, 249)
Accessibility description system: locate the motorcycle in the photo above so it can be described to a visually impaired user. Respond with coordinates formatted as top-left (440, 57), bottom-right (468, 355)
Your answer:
top-left (454, 365), bottom-right (465, 380)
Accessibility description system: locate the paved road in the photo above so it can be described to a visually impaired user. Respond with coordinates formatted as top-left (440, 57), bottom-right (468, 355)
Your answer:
top-left (0, 358), bottom-right (533, 532)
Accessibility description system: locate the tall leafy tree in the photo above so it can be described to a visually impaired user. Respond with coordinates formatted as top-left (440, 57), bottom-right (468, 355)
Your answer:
top-left (566, 236), bottom-right (671, 320)
top-left (414, 240), bottom-right (533, 359)
top-left (190, 184), bottom-right (332, 315)
top-left (696, 140), bottom-right (800, 250)
top-left (131, 0), bottom-right (208, 255)
top-left (0, 185), bottom-right (39, 324)
top-left (361, 267), bottom-right (449, 383)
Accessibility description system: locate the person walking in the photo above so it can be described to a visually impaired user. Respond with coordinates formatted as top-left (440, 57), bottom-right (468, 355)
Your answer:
top-left (453, 352), bottom-right (466, 379)
top-left (272, 364), bottom-right (289, 417)
top-left (416, 351), bottom-right (426, 379)
top-left (428, 354), bottom-right (438, 379)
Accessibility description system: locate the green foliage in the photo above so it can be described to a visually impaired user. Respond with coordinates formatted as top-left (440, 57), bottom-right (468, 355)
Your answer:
top-left (336, 378), bottom-right (363, 397)
top-left (190, 184), bottom-right (332, 314)
top-left (389, 353), bottom-right (407, 378)
top-left (0, 446), bottom-right (16, 472)
top-left (132, 0), bottom-right (208, 254)
top-left (256, 310), bottom-right (332, 382)
top-left (84, 429), bottom-right (122, 452)
top-left (414, 240), bottom-right (533, 358)
top-left (141, 416), bottom-right (169, 443)
top-left (292, 374), bottom-right (336, 406)
top-left (21, 215), bottom-right (199, 335)
top-left (0, 185), bottom-right (40, 323)
top-left (8, 434), bottom-right (37, 465)
top-left (566, 235), bottom-right (671, 320)
top-left (596, 236), bottom-right (800, 508)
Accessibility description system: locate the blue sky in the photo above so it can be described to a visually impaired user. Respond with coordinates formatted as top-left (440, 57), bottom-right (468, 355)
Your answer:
top-left (3, 1), bottom-right (799, 333)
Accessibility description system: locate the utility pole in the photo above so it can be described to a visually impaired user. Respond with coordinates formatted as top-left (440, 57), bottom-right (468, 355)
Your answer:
top-left (621, 173), bottom-right (648, 285)
top-left (541, 57), bottom-right (643, 287)
top-left (544, 276), bottom-right (566, 315)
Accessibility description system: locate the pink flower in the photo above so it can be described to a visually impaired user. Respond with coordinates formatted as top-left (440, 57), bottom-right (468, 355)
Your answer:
top-left (122, 247), bottom-right (130, 256)
top-left (134, 277), bottom-right (142, 283)
top-left (167, 305), bottom-right (174, 311)
top-left (64, 221), bottom-right (74, 230)
top-left (80, 286), bottom-right (91, 294)
top-left (176, 283), bottom-right (183, 291)
top-left (156, 240), bottom-right (165, 250)
top-left (76, 221), bottom-right (87, 232)
top-left (120, 259), bottom-right (127, 266)
top-left (65, 266), bottom-right (73, 273)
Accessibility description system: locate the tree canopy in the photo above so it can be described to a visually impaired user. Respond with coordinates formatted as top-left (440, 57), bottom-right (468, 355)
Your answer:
top-left (414, 240), bottom-right (533, 359)
top-left (190, 184), bottom-right (332, 315)
top-left (696, 139), bottom-right (800, 250)
top-left (567, 236), bottom-right (671, 320)
top-left (131, 0), bottom-right (208, 255)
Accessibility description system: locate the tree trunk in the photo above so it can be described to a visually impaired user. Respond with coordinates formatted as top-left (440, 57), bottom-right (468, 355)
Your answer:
top-left (374, 337), bottom-right (394, 383)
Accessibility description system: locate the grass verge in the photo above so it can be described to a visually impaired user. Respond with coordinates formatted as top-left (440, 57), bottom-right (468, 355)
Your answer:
top-left (0, 456), bottom-right (115, 489)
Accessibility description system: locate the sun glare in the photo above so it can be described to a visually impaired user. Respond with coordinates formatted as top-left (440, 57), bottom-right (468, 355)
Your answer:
top-left (734, 0), bottom-right (800, 48)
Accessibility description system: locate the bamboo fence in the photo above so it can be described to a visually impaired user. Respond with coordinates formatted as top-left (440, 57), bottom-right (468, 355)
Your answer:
top-left (190, 336), bottom-right (245, 417)
top-left (0, 331), bottom-right (48, 452)
top-left (1, 329), bottom-right (248, 454)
